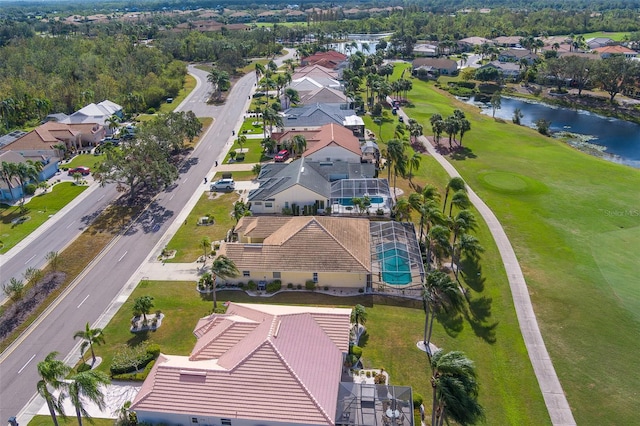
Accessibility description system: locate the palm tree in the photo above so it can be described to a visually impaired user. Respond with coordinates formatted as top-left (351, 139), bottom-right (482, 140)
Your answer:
top-left (133, 296), bottom-right (154, 322)
top-left (200, 236), bottom-right (211, 262)
top-left (419, 199), bottom-right (444, 243)
top-left (386, 138), bottom-right (407, 195)
top-left (422, 271), bottom-right (465, 350)
top-left (233, 200), bottom-right (251, 223)
top-left (427, 225), bottom-right (451, 270)
top-left (442, 177), bottom-right (466, 215)
top-left (73, 323), bottom-right (105, 366)
top-left (450, 210), bottom-right (477, 273)
top-left (392, 197), bottom-right (411, 222)
top-left (454, 234), bottom-right (485, 279)
top-left (283, 87), bottom-right (299, 110)
top-left (443, 116), bottom-right (460, 150)
top-left (290, 134), bottom-right (307, 158)
top-left (0, 161), bottom-right (18, 201)
top-left (14, 161), bottom-right (39, 210)
top-left (68, 370), bottom-right (110, 426)
top-left (37, 352), bottom-right (71, 426)
top-left (430, 114), bottom-right (444, 146)
top-left (430, 350), bottom-right (484, 426)
top-left (209, 255), bottom-right (239, 310)
top-left (407, 152), bottom-right (421, 184)
top-left (351, 304), bottom-right (367, 327)
top-left (105, 115), bottom-right (120, 136)
top-left (255, 63), bottom-right (265, 86)
top-left (448, 190), bottom-right (470, 217)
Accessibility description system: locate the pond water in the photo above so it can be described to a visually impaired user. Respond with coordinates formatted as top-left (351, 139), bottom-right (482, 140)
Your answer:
top-left (465, 96), bottom-right (640, 168)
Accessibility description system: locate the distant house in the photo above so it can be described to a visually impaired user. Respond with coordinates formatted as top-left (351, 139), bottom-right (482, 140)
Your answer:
top-left (0, 121), bottom-right (104, 153)
top-left (293, 64), bottom-right (340, 80)
top-left (479, 61), bottom-right (521, 80)
top-left (498, 48), bottom-right (538, 64)
top-left (493, 36), bottom-right (522, 48)
top-left (281, 104), bottom-right (364, 136)
top-left (301, 51), bottom-right (348, 69)
top-left (412, 58), bottom-right (458, 77)
top-left (412, 43), bottom-right (439, 57)
top-left (0, 150), bottom-right (59, 202)
top-left (248, 157), bottom-right (376, 215)
top-left (289, 76), bottom-right (342, 92)
top-left (286, 9), bottom-right (306, 21)
top-left (586, 37), bottom-right (614, 50)
top-left (458, 36), bottom-right (493, 51)
top-left (593, 45), bottom-right (638, 59)
top-left (298, 87), bottom-right (348, 106)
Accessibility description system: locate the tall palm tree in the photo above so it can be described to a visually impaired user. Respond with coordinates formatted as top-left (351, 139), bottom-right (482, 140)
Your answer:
top-left (200, 236), bottom-right (211, 262)
top-left (37, 352), bottom-right (71, 426)
top-left (73, 322), bottom-right (105, 366)
top-left (14, 161), bottom-right (39, 210)
top-left (422, 271), bottom-right (465, 350)
top-left (419, 199), bottom-right (444, 243)
top-left (68, 370), bottom-right (110, 426)
top-left (0, 161), bottom-right (18, 201)
top-left (430, 114), bottom-right (444, 146)
top-left (209, 255), bottom-right (239, 310)
top-left (430, 350), bottom-right (484, 426)
top-left (385, 138), bottom-right (406, 196)
top-left (350, 304), bottom-right (367, 327)
top-left (427, 225), bottom-right (451, 270)
top-left (443, 116), bottom-right (460, 150)
top-left (442, 177), bottom-right (466, 215)
top-left (392, 197), bottom-right (412, 222)
top-left (450, 210), bottom-right (477, 273)
top-left (255, 63), bottom-right (265, 86)
top-left (283, 87), bottom-right (299, 110)
top-left (407, 152), bottom-right (421, 184)
top-left (454, 234), bottom-right (485, 279)
top-left (448, 190), bottom-right (470, 217)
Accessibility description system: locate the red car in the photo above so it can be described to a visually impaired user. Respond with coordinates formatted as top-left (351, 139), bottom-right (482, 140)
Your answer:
top-left (274, 149), bottom-right (290, 162)
top-left (68, 166), bottom-right (91, 176)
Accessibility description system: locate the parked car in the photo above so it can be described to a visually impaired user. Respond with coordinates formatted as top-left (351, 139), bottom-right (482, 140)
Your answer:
top-left (398, 116), bottom-right (404, 123)
top-left (210, 178), bottom-right (235, 191)
top-left (68, 166), bottom-right (91, 176)
top-left (274, 149), bottom-right (290, 162)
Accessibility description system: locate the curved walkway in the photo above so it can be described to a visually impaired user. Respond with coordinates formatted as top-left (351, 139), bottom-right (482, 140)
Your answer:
top-left (414, 131), bottom-right (576, 425)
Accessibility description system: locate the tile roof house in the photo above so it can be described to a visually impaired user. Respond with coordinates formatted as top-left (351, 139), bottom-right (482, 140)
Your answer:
top-left (273, 123), bottom-right (362, 163)
top-left (131, 302), bottom-right (352, 426)
top-left (498, 48), bottom-right (538, 64)
top-left (480, 61), bottom-right (521, 79)
top-left (290, 75), bottom-right (342, 92)
top-left (298, 87), bottom-right (348, 106)
top-left (293, 64), bottom-right (340, 80)
top-left (458, 36), bottom-right (493, 50)
top-left (247, 157), bottom-right (375, 214)
top-left (222, 217), bottom-right (424, 290)
top-left (0, 121), bottom-right (104, 153)
top-left (281, 104), bottom-right (364, 136)
top-left (586, 37), bottom-right (614, 49)
top-left (593, 45), bottom-right (638, 58)
top-left (412, 58), bottom-right (458, 77)
top-left (492, 36), bottom-right (522, 48)
top-left (301, 51), bottom-right (348, 69)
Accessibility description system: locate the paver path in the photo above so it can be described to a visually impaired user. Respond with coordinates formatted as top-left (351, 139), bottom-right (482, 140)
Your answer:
top-left (414, 129), bottom-right (576, 425)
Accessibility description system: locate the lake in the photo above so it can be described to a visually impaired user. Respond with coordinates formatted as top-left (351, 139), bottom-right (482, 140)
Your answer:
top-left (465, 96), bottom-right (640, 168)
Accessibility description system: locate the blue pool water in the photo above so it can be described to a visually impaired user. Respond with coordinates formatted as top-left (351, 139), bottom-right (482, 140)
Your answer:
top-left (339, 197), bottom-right (384, 206)
top-left (377, 246), bottom-right (412, 285)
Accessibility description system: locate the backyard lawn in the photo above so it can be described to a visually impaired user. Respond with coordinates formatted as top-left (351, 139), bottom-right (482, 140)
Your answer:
top-left (222, 135), bottom-right (270, 164)
top-left (28, 416), bottom-right (114, 426)
top-left (163, 192), bottom-right (239, 263)
top-left (402, 76), bottom-right (640, 425)
top-left (62, 153), bottom-right (105, 171)
top-left (0, 182), bottom-right (87, 253)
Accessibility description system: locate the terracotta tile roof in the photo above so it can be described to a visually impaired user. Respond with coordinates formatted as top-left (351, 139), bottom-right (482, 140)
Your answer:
top-left (131, 303), bottom-right (351, 425)
top-left (593, 45), bottom-right (637, 55)
top-left (293, 64), bottom-right (340, 79)
top-left (304, 123), bottom-right (361, 157)
top-left (224, 216), bottom-right (371, 274)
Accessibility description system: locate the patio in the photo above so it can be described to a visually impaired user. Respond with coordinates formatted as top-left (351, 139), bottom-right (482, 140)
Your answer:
top-left (335, 383), bottom-right (414, 426)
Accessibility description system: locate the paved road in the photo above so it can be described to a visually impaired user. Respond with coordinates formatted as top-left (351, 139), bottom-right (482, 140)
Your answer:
top-left (0, 66), bottom-right (256, 421)
top-left (396, 104), bottom-right (576, 425)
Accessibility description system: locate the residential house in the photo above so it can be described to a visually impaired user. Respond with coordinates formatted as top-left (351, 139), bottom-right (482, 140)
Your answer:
top-left (298, 87), bottom-right (348, 106)
top-left (281, 104), bottom-right (364, 136)
top-left (0, 121), bottom-right (104, 154)
top-left (360, 140), bottom-right (380, 164)
top-left (586, 37), bottom-right (614, 49)
top-left (247, 157), bottom-right (375, 215)
top-left (0, 151), bottom-right (54, 202)
top-left (131, 303), bottom-right (354, 426)
top-left (289, 76), bottom-right (342, 94)
top-left (222, 216), bottom-right (423, 289)
top-left (593, 45), bottom-right (638, 59)
top-left (458, 36), bottom-right (493, 51)
top-left (411, 58), bottom-right (458, 77)
top-left (301, 51), bottom-right (348, 69)
top-left (293, 64), bottom-right (340, 80)
top-left (498, 48), bottom-right (538, 64)
top-left (492, 36), bottom-right (522, 48)
top-left (273, 123), bottom-right (362, 163)
top-left (412, 43), bottom-right (439, 57)
top-left (479, 61), bottom-right (521, 80)
top-left (286, 9), bottom-right (306, 22)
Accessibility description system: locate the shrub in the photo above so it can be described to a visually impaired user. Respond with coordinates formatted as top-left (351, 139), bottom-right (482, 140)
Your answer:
top-left (374, 372), bottom-right (386, 384)
top-left (366, 371), bottom-right (372, 378)
top-left (110, 342), bottom-right (160, 376)
top-left (350, 345), bottom-right (363, 359)
top-left (25, 183), bottom-right (37, 195)
top-left (266, 280), bottom-right (282, 293)
top-left (287, 283), bottom-right (293, 289)
top-left (76, 363), bottom-right (92, 373)
top-left (358, 288), bottom-right (364, 293)
top-left (235, 152), bottom-right (245, 162)
top-left (305, 280), bottom-right (316, 290)
top-left (147, 107), bottom-right (156, 114)
top-left (324, 286), bottom-right (329, 291)
top-left (296, 284), bottom-right (302, 290)
top-left (247, 280), bottom-right (257, 291)
top-left (413, 393), bottom-right (424, 409)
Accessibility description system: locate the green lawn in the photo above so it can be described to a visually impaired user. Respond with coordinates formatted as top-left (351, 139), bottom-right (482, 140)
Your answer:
top-left (404, 77), bottom-right (640, 424)
top-left (62, 153), bottom-right (105, 171)
top-left (0, 182), bottom-right (87, 253)
top-left (213, 170), bottom-right (257, 182)
top-left (223, 135), bottom-right (270, 164)
top-left (28, 415), bottom-right (114, 426)
top-left (239, 118), bottom-right (265, 135)
top-left (575, 31), bottom-right (629, 41)
top-left (163, 192), bottom-right (239, 263)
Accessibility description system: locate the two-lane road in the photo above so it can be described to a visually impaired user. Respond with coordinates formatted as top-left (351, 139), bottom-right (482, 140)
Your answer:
top-left (0, 67), bottom-right (256, 421)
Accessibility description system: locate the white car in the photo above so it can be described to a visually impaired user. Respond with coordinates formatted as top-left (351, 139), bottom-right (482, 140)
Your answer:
top-left (210, 178), bottom-right (235, 191)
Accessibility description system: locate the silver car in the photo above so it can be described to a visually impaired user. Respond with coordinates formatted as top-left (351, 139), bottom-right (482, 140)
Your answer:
top-left (210, 178), bottom-right (235, 191)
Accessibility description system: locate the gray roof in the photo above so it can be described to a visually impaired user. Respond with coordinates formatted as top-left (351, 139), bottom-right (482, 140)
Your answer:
top-left (282, 104), bottom-right (356, 128)
top-left (249, 158), bottom-right (375, 202)
top-left (0, 130), bottom-right (27, 148)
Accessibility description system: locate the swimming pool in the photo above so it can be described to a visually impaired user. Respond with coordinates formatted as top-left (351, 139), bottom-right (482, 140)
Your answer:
top-left (376, 245), bottom-right (412, 285)
top-left (338, 196), bottom-right (384, 206)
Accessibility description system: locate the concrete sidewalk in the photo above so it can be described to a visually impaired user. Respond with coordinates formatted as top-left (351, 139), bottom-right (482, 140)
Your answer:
top-left (405, 106), bottom-right (575, 424)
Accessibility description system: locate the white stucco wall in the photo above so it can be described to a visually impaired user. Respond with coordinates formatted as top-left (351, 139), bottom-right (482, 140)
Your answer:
top-left (250, 184), bottom-right (328, 215)
top-left (226, 270), bottom-right (367, 289)
top-left (136, 410), bottom-right (329, 426)
top-left (307, 146), bottom-right (360, 163)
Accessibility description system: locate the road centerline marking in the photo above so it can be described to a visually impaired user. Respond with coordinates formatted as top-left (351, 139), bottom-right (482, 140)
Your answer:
top-left (18, 354), bottom-right (36, 374)
top-left (77, 294), bottom-right (90, 309)
top-left (24, 254), bottom-right (36, 265)
top-left (118, 251), bottom-right (128, 262)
